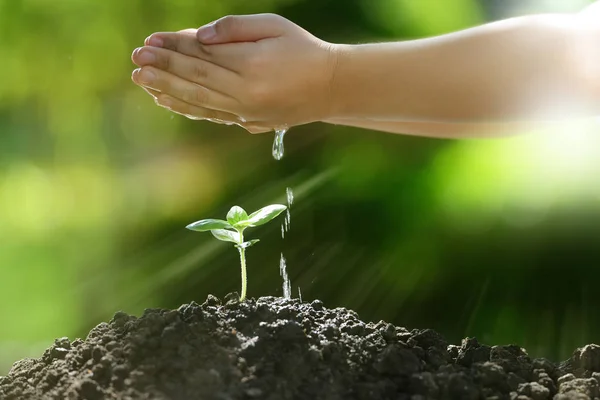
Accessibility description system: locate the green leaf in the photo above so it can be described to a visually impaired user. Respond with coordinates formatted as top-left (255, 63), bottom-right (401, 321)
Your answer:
top-left (211, 229), bottom-right (241, 243)
top-left (226, 206), bottom-right (248, 225)
top-left (186, 219), bottom-right (232, 232)
top-left (236, 239), bottom-right (260, 249)
top-left (245, 204), bottom-right (287, 227)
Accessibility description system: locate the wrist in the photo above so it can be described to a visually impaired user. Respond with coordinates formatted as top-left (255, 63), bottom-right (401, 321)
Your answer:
top-left (324, 43), bottom-right (355, 122)
top-left (324, 43), bottom-right (400, 122)
top-left (296, 40), bottom-right (347, 126)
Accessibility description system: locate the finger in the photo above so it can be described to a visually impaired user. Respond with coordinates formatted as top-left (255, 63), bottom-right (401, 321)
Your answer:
top-left (140, 84), bottom-right (271, 133)
top-left (139, 85), bottom-right (182, 110)
top-left (155, 92), bottom-right (271, 134)
top-left (141, 86), bottom-right (160, 98)
top-left (131, 66), bottom-right (236, 112)
top-left (196, 14), bottom-right (285, 44)
top-left (139, 85), bottom-right (271, 132)
top-left (145, 28), bottom-right (195, 46)
top-left (146, 29), bottom-right (214, 59)
top-left (153, 93), bottom-right (244, 124)
top-left (244, 125), bottom-right (272, 134)
top-left (131, 46), bottom-right (240, 94)
top-left (144, 30), bottom-right (251, 72)
top-left (138, 80), bottom-right (241, 125)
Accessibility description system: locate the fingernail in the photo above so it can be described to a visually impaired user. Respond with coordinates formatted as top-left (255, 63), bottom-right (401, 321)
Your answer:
top-left (138, 69), bottom-right (156, 84)
top-left (146, 35), bottom-right (163, 47)
top-left (131, 68), bottom-right (141, 81)
top-left (137, 49), bottom-right (156, 64)
top-left (197, 23), bottom-right (217, 42)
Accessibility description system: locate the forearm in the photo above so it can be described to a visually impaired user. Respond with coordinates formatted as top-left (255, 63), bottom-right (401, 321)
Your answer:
top-left (324, 118), bottom-right (569, 138)
top-left (328, 14), bottom-right (599, 123)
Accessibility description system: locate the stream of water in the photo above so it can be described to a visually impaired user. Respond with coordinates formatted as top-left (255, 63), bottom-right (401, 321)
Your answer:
top-left (279, 188), bottom-right (293, 300)
top-left (273, 129), bottom-right (295, 299)
top-left (279, 253), bottom-right (291, 299)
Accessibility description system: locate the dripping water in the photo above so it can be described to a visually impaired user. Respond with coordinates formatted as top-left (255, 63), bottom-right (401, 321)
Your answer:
top-left (279, 186), bottom-right (294, 296)
top-left (284, 210), bottom-right (290, 232)
top-left (281, 187), bottom-right (294, 239)
top-left (274, 129), bottom-right (294, 298)
top-left (272, 128), bottom-right (287, 160)
top-left (279, 253), bottom-right (291, 299)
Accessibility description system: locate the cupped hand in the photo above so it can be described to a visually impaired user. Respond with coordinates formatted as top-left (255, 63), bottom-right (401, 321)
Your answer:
top-left (132, 29), bottom-right (270, 134)
top-left (131, 14), bottom-right (340, 132)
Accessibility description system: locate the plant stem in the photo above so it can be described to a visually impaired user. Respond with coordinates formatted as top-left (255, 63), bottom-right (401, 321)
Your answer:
top-left (238, 231), bottom-right (247, 302)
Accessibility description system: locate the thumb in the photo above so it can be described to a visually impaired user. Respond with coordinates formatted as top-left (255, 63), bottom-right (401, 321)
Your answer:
top-left (197, 14), bottom-right (285, 44)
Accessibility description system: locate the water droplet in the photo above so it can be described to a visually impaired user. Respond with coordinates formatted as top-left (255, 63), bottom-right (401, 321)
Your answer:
top-left (284, 209), bottom-right (291, 231)
top-left (281, 224), bottom-right (285, 239)
top-left (272, 128), bottom-right (287, 160)
top-left (284, 187), bottom-right (293, 234)
top-left (279, 253), bottom-right (291, 299)
top-left (298, 286), bottom-right (302, 303)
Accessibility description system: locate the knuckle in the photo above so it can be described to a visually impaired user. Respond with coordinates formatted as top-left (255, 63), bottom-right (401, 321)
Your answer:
top-left (196, 43), bottom-right (212, 57)
top-left (192, 63), bottom-right (207, 81)
top-left (214, 14), bottom-right (246, 36)
top-left (188, 87), bottom-right (207, 105)
top-left (160, 51), bottom-right (171, 71)
top-left (161, 35), bottom-right (177, 51)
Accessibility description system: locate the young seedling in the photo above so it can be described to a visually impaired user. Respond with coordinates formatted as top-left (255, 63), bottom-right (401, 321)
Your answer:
top-left (186, 204), bottom-right (287, 302)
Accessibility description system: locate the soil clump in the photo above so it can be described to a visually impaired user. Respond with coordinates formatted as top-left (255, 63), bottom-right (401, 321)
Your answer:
top-left (1, 294), bottom-right (599, 400)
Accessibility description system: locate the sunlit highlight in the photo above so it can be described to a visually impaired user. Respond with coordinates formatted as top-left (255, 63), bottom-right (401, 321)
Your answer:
top-left (433, 120), bottom-right (600, 231)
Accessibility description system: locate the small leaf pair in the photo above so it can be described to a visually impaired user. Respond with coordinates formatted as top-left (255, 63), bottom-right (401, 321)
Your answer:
top-left (186, 204), bottom-right (287, 301)
top-left (186, 204), bottom-right (287, 233)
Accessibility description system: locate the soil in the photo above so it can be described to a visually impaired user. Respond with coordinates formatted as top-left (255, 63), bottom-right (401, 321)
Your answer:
top-left (1, 294), bottom-right (600, 400)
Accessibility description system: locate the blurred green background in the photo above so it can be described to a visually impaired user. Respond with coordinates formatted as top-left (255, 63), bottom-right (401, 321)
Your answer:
top-left (1, 0), bottom-right (599, 374)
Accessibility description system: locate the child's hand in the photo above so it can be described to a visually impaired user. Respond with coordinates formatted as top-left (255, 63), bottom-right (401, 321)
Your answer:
top-left (131, 14), bottom-right (340, 131)
top-left (132, 29), bottom-right (271, 133)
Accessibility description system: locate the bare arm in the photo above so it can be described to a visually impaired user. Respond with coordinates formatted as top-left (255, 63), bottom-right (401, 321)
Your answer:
top-left (322, 4), bottom-right (600, 136)
top-left (323, 118), bottom-right (564, 139)
top-left (132, 4), bottom-right (600, 138)
top-left (330, 10), bottom-right (600, 122)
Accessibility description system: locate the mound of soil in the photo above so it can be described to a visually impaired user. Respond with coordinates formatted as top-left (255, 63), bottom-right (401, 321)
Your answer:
top-left (1, 294), bottom-right (600, 400)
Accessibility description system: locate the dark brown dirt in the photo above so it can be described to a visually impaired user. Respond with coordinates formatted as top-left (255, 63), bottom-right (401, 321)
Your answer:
top-left (1, 294), bottom-right (600, 400)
